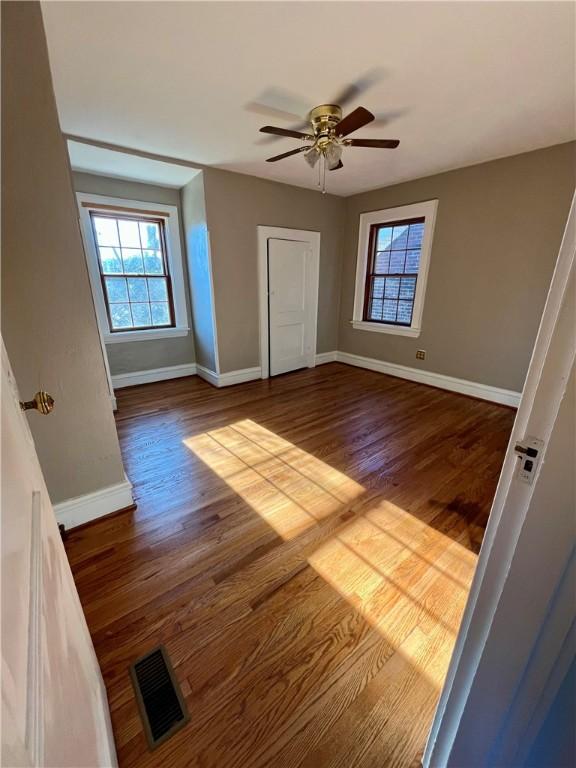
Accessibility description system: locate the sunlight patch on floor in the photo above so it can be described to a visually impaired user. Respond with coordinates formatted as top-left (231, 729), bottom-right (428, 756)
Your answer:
top-left (184, 419), bottom-right (477, 689)
top-left (310, 504), bottom-right (476, 629)
top-left (183, 419), bottom-right (363, 539)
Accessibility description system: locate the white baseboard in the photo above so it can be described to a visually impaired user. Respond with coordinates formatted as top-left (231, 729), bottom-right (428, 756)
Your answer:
top-left (219, 366), bottom-right (262, 386)
top-left (112, 363), bottom-right (197, 389)
top-left (196, 364), bottom-right (220, 387)
top-left (197, 364), bottom-right (262, 388)
top-left (110, 351), bottom-right (519, 406)
top-left (336, 351), bottom-right (521, 407)
top-left (54, 478), bottom-right (134, 530)
top-left (315, 351), bottom-right (338, 365)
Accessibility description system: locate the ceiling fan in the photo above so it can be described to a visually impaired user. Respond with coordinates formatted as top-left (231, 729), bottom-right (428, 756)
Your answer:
top-left (259, 103), bottom-right (400, 192)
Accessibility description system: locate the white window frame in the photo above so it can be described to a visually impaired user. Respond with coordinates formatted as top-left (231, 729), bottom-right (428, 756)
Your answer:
top-left (76, 192), bottom-right (189, 343)
top-left (352, 199), bottom-right (438, 338)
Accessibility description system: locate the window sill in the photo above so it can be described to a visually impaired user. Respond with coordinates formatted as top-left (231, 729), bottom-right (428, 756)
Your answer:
top-left (104, 327), bottom-right (190, 344)
top-left (350, 320), bottom-right (421, 338)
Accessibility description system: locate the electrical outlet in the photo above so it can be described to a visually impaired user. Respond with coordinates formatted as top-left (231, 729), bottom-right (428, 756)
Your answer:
top-left (416, 350), bottom-right (426, 360)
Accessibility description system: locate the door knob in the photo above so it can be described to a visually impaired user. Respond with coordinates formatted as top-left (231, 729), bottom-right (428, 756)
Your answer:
top-left (20, 391), bottom-right (55, 415)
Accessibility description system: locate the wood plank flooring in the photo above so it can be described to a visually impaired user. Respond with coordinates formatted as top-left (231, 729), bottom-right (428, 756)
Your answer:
top-left (64, 363), bottom-right (515, 768)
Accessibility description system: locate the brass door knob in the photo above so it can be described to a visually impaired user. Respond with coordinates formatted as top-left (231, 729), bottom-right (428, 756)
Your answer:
top-left (20, 391), bottom-right (55, 415)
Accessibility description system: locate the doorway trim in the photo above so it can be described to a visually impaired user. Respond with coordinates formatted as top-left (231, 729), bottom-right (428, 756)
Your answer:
top-left (424, 193), bottom-right (576, 765)
top-left (257, 226), bottom-right (321, 379)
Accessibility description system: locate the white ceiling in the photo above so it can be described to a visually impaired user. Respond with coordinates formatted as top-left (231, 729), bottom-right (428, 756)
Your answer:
top-left (67, 140), bottom-right (201, 188)
top-left (43, 1), bottom-right (575, 197)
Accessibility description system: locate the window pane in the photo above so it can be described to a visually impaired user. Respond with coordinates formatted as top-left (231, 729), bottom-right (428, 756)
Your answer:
top-left (385, 277), bottom-right (400, 299)
top-left (389, 251), bottom-right (405, 273)
top-left (368, 298), bottom-right (383, 321)
top-left (372, 277), bottom-right (385, 299)
top-left (93, 213), bottom-right (174, 334)
top-left (374, 251), bottom-right (390, 273)
top-left (131, 303), bottom-right (151, 327)
top-left (110, 303), bottom-right (132, 329)
top-left (93, 217), bottom-right (119, 247)
top-left (139, 221), bottom-right (161, 250)
top-left (99, 247), bottom-right (122, 274)
top-left (365, 217), bottom-right (426, 327)
top-left (122, 249), bottom-right (144, 274)
top-left (383, 300), bottom-right (398, 322)
top-left (397, 301), bottom-right (413, 324)
top-left (407, 223), bottom-right (424, 248)
top-left (391, 225), bottom-right (409, 250)
top-left (105, 277), bottom-right (128, 303)
top-left (127, 277), bottom-right (148, 302)
top-left (151, 302), bottom-right (170, 326)
top-left (147, 277), bottom-right (168, 301)
top-left (118, 219), bottom-right (141, 248)
top-left (377, 227), bottom-right (393, 251)
top-left (143, 250), bottom-right (164, 274)
top-left (399, 277), bottom-right (416, 300)
top-left (404, 250), bottom-right (420, 274)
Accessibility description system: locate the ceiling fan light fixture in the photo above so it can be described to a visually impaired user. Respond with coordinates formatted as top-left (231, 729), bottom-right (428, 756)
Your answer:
top-left (304, 147), bottom-right (320, 168)
top-left (260, 101), bottom-right (399, 193)
top-left (325, 142), bottom-right (343, 171)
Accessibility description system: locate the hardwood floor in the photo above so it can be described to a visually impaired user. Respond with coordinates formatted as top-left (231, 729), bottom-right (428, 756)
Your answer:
top-left (64, 363), bottom-right (515, 768)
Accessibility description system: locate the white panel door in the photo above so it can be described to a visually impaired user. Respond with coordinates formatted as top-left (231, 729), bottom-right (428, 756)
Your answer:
top-left (1, 341), bottom-right (117, 768)
top-left (268, 238), bottom-right (314, 376)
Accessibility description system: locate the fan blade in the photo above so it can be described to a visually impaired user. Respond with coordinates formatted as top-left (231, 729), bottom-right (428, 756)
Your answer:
top-left (334, 107), bottom-right (375, 137)
top-left (347, 138), bottom-right (400, 148)
top-left (331, 68), bottom-right (384, 108)
top-left (247, 103), bottom-right (304, 122)
top-left (260, 126), bottom-right (313, 140)
top-left (266, 146), bottom-right (310, 163)
top-left (371, 108), bottom-right (407, 128)
top-left (246, 87), bottom-right (311, 122)
top-left (328, 160), bottom-right (344, 171)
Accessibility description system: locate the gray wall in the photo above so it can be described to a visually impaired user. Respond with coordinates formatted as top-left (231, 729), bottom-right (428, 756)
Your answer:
top-left (181, 172), bottom-right (218, 372)
top-left (1, 2), bottom-right (125, 503)
top-left (203, 168), bottom-right (346, 373)
top-left (66, 140), bottom-right (574, 393)
top-left (72, 171), bottom-right (196, 375)
top-left (339, 142), bottom-right (576, 392)
top-left (524, 657), bottom-right (576, 767)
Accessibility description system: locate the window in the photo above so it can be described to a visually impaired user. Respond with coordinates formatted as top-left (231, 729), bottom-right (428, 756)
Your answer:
top-left (77, 194), bottom-right (189, 343)
top-left (352, 200), bottom-right (438, 337)
top-left (364, 218), bottom-right (424, 326)
top-left (91, 213), bottom-right (174, 332)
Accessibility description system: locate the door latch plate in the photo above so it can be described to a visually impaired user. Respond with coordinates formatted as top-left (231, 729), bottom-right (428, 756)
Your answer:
top-left (514, 436), bottom-right (544, 485)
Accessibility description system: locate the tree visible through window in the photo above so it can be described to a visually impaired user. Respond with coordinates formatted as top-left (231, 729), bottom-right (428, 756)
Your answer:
top-left (90, 213), bottom-right (175, 332)
top-left (363, 217), bottom-right (425, 326)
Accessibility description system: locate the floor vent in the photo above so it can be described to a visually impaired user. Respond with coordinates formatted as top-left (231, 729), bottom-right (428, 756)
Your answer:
top-left (129, 645), bottom-right (189, 750)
